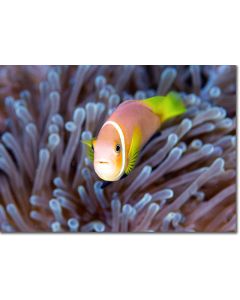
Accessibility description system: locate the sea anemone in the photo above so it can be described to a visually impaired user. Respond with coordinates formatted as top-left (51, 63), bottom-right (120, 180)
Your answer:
top-left (0, 65), bottom-right (236, 233)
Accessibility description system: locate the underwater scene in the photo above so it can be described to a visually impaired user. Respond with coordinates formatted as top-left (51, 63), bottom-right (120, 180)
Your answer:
top-left (0, 65), bottom-right (237, 233)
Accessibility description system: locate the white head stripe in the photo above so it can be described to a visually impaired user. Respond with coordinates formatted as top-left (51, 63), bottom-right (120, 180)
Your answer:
top-left (102, 120), bottom-right (126, 179)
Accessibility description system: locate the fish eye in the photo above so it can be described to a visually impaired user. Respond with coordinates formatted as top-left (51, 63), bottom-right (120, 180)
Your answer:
top-left (115, 144), bottom-right (121, 153)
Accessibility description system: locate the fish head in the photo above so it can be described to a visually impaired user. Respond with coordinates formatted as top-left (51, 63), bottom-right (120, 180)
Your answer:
top-left (93, 122), bottom-right (125, 181)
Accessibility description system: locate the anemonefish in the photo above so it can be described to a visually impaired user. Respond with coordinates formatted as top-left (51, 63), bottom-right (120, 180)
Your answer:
top-left (82, 92), bottom-right (186, 182)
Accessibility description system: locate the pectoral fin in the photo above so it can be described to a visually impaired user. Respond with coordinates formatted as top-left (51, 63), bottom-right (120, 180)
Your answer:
top-left (125, 127), bottom-right (142, 175)
top-left (81, 138), bottom-right (96, 163)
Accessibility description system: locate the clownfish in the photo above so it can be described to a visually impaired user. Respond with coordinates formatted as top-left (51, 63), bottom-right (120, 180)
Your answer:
top-left (82, 92), bottom-right (186, 182)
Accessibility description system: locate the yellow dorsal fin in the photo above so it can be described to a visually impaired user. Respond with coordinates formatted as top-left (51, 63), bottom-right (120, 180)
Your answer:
top-left (142, 92), bottom-right (186, 123)
top-left (125, 127), bottom-right (142, 175)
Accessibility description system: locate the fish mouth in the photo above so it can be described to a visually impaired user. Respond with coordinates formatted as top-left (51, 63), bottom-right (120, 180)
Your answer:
top-left (96, 160), bottom-right (110, 165)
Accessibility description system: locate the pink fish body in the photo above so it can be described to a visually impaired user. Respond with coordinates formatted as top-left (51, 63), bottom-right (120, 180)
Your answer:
top-left (83, 92), bottom-right (186, 181)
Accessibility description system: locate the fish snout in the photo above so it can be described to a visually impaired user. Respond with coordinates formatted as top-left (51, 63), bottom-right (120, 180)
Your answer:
top-left (93, 158), bottom-right (118, 181)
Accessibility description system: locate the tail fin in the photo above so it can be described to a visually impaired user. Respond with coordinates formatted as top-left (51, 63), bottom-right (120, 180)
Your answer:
top-left (142, 92), bottom-right (186, 123)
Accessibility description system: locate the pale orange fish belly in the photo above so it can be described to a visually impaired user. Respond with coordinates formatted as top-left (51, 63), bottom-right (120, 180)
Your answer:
top-left (107, 100), bottom-right (161, 151)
